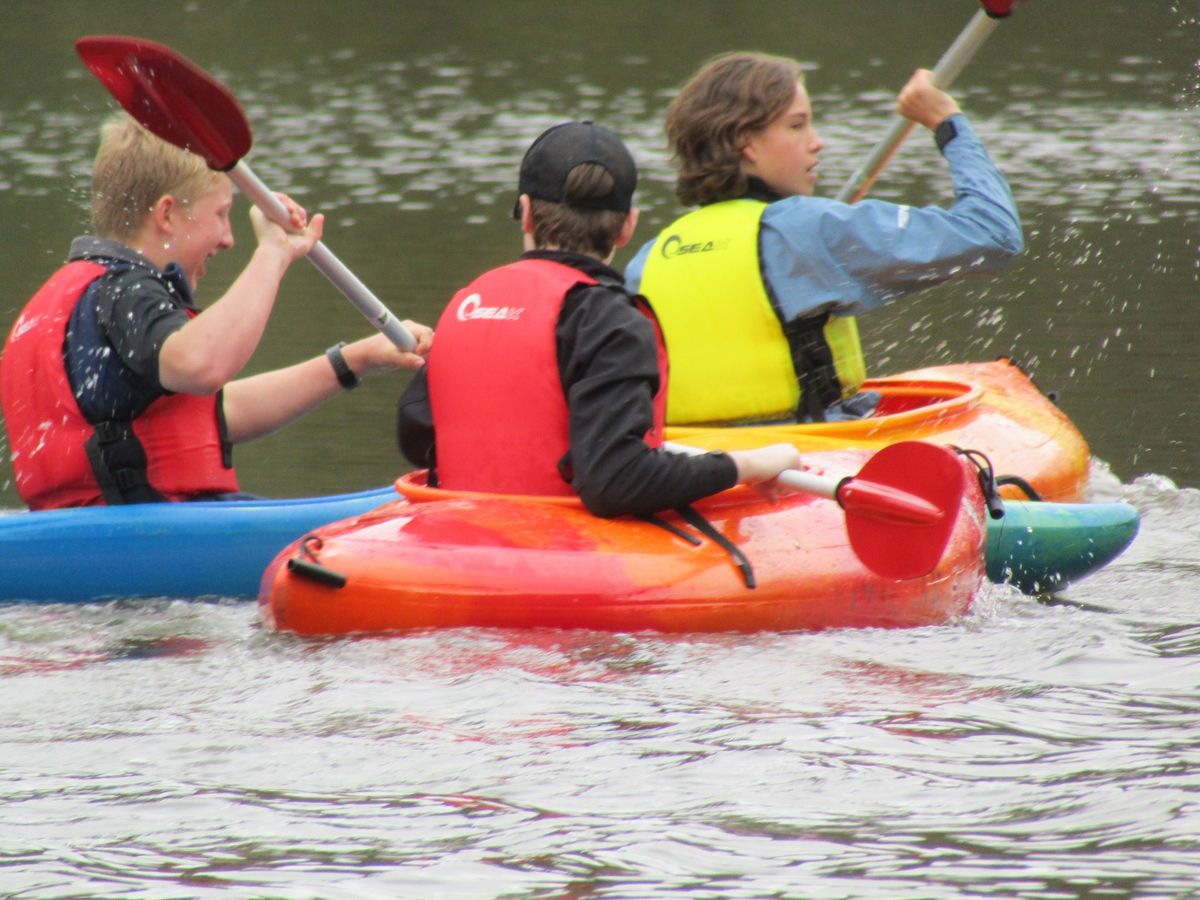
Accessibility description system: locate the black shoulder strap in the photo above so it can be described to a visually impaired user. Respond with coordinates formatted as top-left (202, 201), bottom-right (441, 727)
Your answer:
top-left (673, 504), bottom-right (757, 590)
top-left (84, 420), bottom-right (167, 504)
top-left (642, 506), bottom-right (757, 589)
top-left (639, 512), bottom-right (704, 546)
top-left (215, 390), bottom-right (234, 469)
top-left (780, 312), bottom-right (842, 423)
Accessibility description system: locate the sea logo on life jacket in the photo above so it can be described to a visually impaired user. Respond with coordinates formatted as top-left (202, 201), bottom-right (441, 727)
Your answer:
top-left (660, 233), bottom-right (726, 259)
top-left (10, 313), bottom-right (42, 342)
top-left (456, 292), bottom-right (524, 322)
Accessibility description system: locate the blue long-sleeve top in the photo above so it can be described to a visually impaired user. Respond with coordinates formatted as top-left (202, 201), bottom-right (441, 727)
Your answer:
top-left (625, 115), bottom-right (1023, 319)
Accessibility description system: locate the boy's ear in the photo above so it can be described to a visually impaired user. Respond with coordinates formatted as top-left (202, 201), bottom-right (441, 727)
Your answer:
top-left (612, 207), bottom-right (639, 249)
top-left (518, 194), bottom-right (535, 235)
top-left (740, 141), bottom-right (758, 167)
top-left (150, 194), bottom-right (177, 234)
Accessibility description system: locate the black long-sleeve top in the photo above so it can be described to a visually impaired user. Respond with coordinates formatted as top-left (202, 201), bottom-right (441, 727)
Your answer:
top-left (397, 249), bottom-right (737, 517)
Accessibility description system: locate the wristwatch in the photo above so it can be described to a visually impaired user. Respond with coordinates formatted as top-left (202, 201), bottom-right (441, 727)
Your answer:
top-left (325, 342), bottom-right (360, 390)
top-left (935, 117), bottom-right (958, 152)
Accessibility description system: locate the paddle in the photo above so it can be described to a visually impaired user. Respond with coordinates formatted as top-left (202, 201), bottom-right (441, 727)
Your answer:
top-left (665, 440), bottom-right (967, 580)
top-left (74, 34), bottom-right (416, 352)
top-left (834, 0), bottom-right (1024, 204)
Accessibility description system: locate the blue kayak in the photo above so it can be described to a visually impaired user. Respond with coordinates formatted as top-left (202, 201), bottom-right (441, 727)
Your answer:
top-left (0, 486), bottom-right (394, 603)
top-left (0, 487), bottom-right (1137, 604)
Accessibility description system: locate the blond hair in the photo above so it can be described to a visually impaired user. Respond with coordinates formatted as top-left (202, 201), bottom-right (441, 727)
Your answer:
top-left (666, 52), bottom-right (806, 207)
top-left (90, 112), bottom-right (222, 240)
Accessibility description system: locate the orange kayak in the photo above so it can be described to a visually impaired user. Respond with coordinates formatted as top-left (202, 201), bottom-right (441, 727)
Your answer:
top-left (665, 359), bottom-right (1089, 502)
top-left (260, 448), bottom-right (987, 637)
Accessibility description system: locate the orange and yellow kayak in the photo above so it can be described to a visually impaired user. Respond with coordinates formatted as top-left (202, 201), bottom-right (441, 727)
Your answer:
top-left (260, 449), bottom-right (988, 637)
top-left (666, 359), bottom-right (1089, 502)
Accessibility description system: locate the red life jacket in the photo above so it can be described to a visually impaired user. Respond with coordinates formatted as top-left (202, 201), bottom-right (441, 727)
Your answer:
top-left (428, 257), bottom-right (667, 495)
top-left (1, 259), bottom-right (239, 510)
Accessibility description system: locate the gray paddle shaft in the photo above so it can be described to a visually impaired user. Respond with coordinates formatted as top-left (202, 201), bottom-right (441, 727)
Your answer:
top-left (835, 9), bottom-right (1002, 204)
top-left (231, 161), bottom-right (417, 352)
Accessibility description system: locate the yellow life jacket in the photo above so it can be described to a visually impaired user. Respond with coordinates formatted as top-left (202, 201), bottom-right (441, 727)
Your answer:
top-left (639, 199), bottom-right (866, 425)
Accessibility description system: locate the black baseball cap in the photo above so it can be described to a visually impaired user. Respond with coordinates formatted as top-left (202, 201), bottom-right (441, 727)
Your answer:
top-left (513, 120), bottom-right (637, 218)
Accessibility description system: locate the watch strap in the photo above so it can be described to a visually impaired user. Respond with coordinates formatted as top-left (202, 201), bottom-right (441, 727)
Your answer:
top-left (325, 342), bottom-right (360, 390)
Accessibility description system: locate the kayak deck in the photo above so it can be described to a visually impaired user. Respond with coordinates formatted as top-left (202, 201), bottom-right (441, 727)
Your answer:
top-left (666, 359), bottom-right (1090, 502)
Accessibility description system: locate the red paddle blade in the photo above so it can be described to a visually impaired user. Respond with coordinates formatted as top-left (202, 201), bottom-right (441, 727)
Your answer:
top-left (980, 0), bottom-right (1022, 17)
top-left (839, 442), bottom-right (967, 580)
top-left (75, 35), bottom-right (252, 171)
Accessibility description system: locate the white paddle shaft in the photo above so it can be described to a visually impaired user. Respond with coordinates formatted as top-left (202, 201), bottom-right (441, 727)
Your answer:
top-left (662, 440), bottom-right (838, 501)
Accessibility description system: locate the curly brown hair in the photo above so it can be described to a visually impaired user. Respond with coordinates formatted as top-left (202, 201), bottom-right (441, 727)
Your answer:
top-left (666, 52), bottom-right (805, 207)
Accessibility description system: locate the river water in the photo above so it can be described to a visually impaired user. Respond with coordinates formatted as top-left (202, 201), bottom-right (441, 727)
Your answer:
top-left (2, 2), bottom-right (1199, 896)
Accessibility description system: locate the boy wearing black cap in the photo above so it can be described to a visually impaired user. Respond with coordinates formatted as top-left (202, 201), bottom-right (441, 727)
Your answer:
top-left (398, 121), bottom-right (799, 517)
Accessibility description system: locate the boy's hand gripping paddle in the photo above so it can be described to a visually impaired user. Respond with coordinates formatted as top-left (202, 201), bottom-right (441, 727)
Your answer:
top-left (835, 0), bottom-right (1026, 203)
top-left (75, 34), bottom-right (416, 352)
